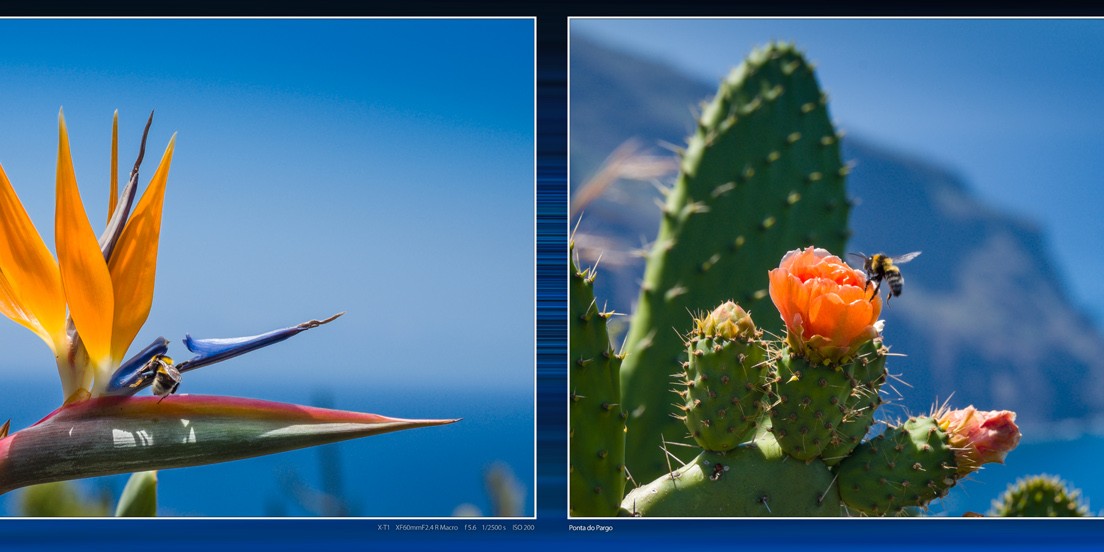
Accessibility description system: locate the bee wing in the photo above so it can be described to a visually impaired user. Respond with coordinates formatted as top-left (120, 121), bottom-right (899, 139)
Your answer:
top-left (891, 251), bottom-right (921, 265)
top-left (843, 252), bottom-right (869, 270)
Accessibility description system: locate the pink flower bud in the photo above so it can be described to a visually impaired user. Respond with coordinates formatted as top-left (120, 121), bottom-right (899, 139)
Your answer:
top-left (938, 406), bottom-right (1021, 476)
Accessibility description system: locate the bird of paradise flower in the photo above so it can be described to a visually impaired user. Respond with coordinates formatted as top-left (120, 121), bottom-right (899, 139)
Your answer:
top-left (0, 110), bottom-right (456, 499)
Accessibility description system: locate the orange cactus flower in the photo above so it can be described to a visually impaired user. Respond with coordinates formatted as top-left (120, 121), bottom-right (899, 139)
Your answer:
top-left (768, 246), bottom-right (882, 365)
top-left (938, 406), bottom-right (1021, 476)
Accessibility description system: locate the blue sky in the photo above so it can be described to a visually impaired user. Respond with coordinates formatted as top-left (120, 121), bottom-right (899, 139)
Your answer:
top-left (0, 18), bottom-right (535, 402)
top-left (572, 18), bottom-right (1104, 322)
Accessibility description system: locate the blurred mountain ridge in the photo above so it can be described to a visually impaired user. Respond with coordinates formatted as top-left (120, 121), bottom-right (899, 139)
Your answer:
top-left (570, 33), bottom-right (1104, 431)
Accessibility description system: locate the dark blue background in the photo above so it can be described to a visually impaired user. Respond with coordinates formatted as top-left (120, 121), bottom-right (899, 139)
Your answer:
top-left (5, 5), bottom-right (1104, 550)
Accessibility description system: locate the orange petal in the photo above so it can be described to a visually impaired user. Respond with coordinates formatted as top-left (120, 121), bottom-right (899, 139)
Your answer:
top-left (768, 268), bottom-right (791, 321)
top-left (834, 284), bottom-right (868, 304)
top-left (108, 134), bottom-right (175, 364)
top-left (833, 298), bottom-right (866, 345)
top-left (807, 292), bottom-right (847, 340)
top-left (56, 110), bottom-right (115, 363)
top-left (0, 164), bottom-right (67, 347)
top-left (108, 110), bottom-right (119, 224)
top-left (771, 271), bottom-right (809, 337)
top-left (0, 268), bottom-right (51, 344)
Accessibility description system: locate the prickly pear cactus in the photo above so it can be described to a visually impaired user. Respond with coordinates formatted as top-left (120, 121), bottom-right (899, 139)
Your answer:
top-left (819, 339), bottom-right (887, 465)
top-left (676, 302), bottom-right (770, 452)
top-left (568, 239), bottom-right (627, 517)
top-left (619, 42), bottom-right (851, 483)
top-left (991, 475), bottom-right (1090, 517)
top-left (836, 416), bottom-right (958, 516)
top-left (620, 428), bottom-right (841, 517)
top-left (570, 40), bottom-right (1023, 519)
top-left (768, 350), bottom-right (852, 461)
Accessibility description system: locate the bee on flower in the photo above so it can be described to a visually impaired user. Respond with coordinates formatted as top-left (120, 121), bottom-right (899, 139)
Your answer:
top-left (0, 110), bottom-right (342, 404)
top-left (0, 110), bottom-right (174, 403)
top-left (0, 112), bottom-right (455, 496)
top-left (767, 246), bottom-right (882, 365)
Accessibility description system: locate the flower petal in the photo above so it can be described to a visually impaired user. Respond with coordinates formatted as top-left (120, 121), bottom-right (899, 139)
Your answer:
top-left (176, 313), bottom-right (344, 373)
top-left (768, 247), bottom-right (884, 365)
top-left (0, 395), bottom-right (458, 495)
top-left (108, 134), bottom-right (175, 365)
top-left (939, 406), bottom-right (1021, 476)
top-left (0, 164), bottom-right (66, 349)
top-left (56, 110), bottom-right (115, 364)
top-left (104, 336), bottom-right (171, 395)
top-left (108, 110), bottom-right (118, 224)
top-left (0, 268), bottom-right (51, 344)
top-left (99, 111), bottom-right (152, 262)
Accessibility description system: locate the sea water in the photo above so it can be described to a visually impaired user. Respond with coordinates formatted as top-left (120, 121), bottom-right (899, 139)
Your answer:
top-left (937, 428), bottom-right (1104, 517)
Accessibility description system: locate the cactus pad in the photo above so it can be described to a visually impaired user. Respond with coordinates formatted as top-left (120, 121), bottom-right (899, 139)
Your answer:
top-left (820, 339), bottom-right (888, 465)
top-left (619, 42), bottom-right (851, 483)
top-left (620, 432), bottom-right (841, 517)
top-left (677, 302), bottom-right (770, 452)
top-left (569, 241), bottom-right (627, 516)
top-left (768, 350), bottom-right (851, 461)
top-left (837, 416), bottom-right (957, 516)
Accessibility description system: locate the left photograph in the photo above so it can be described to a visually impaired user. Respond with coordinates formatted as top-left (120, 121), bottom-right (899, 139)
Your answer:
top-left (0, 17), bottom-right (535, 517)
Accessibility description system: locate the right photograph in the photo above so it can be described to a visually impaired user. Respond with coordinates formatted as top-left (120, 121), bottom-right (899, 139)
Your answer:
top-left (569, 18), bottom-right (1104, 517)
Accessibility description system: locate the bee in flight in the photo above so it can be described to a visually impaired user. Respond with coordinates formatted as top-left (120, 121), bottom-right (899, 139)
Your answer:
top-left (848, 251), bottom-right (921, 304)
top-left (129, 354), bottom-right (182, 402)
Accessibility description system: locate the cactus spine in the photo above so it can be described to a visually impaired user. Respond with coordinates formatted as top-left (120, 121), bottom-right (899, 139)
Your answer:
top-left (619, 42), bottom-right (851, 484)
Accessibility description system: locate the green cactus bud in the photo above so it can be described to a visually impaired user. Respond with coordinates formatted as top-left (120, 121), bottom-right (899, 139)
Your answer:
top-left (694, 300), bottom-right (757, 341)
top-left (991, 475), bottom-right (1090, 517)
top-left (836, 416), bottom-right (958, 516)
top-left (678, 302), bottom-right (769, 451)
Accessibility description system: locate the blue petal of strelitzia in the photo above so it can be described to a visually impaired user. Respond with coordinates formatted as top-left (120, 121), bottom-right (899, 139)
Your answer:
top-left (175, 312), bottom-right (344, 374)
top-left (105, 336), bottom-right (170, 396)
